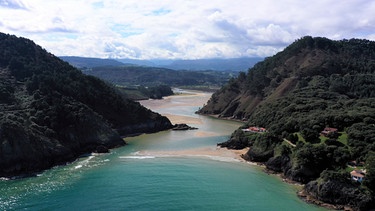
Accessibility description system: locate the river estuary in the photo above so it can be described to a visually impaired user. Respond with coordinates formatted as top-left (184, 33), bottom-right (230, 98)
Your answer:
top-left (0, 90), bottom-right (326, 210)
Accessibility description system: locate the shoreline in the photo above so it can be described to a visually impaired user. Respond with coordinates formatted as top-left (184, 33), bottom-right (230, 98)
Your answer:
top-left (139, 90), bottom-right (343, 211)
top-left (235, 147), bottom-right (354, 211)
top-left (297, 189), bottom-right (353, 211)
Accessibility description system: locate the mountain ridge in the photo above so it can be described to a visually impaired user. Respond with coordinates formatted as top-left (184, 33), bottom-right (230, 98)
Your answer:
top-left (61, 56), bottom-right (263, 71)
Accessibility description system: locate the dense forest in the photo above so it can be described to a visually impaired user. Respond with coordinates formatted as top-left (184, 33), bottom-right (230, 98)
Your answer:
top-left (199, 36), bottom-right (375, 210)
top-left (81, 66), bottom-right (238, 88)
top-left (0, 33), bottom-right (172, 177)
top-left (117, 85), bottom-right (174, 100)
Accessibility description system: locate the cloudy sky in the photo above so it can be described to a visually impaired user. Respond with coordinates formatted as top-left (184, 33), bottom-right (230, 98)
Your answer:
top-left (1, 0), bottom-right (374, 59)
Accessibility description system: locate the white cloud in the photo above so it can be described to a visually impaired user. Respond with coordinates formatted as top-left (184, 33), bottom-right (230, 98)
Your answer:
top-left (1, 0), bottom-right (375, 59)
top-left (0, 0), bottom-right (28, 10)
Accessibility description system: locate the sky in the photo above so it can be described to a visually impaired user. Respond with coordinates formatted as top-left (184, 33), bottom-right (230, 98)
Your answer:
top-left (1, 0), bottom-right (375, 60)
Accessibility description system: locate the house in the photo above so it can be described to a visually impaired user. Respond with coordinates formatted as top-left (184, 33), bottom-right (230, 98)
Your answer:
top-left (350, 169), bottom-right (366, 183)
top-left (242, 126), bottom-right (267, 133)
top-left (348, 160), bottom-right (365, 167)
top-left (320, 127), bottom-right (338, 137)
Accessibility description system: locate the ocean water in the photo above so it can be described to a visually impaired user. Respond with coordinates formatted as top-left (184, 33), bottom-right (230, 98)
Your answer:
top-left (0, 92), bottom-right (326, 211)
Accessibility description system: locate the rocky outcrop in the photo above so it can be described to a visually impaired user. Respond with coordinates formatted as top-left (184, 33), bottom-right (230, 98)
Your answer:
top-left (243, 148), bottom-right (274, 162)
top-left (217, 129), bottom-right (250, 149)
top-left (172, 123), bottom-right (198, 131)
top-left (117, 116), bottom-right (173, 135)
top-left (304, 180), bottom-right (374, 211)
top-left (265, 155), bottom-right (291, 173)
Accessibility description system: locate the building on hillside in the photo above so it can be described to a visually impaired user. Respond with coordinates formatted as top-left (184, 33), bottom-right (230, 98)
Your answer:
top-left (348, 160), bottom-right (365, 167)
top-left (242, 126), bottom-right (267, 133)
top-left (320, 127), bottom-right (338, 137)
top-left (350, 169), bottom-right (366, 183)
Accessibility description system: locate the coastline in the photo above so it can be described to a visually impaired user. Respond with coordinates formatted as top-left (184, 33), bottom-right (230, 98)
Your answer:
top-left (140, 90), bottom-right (342, 211)
top-left (297, 189), bottom-right (353, 211)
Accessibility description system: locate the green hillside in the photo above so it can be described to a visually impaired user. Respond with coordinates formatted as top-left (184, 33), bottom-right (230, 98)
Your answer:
top-left (0, 33), bottom-right (172, 178)
top-left (198, 36), bottom-right (375, 210)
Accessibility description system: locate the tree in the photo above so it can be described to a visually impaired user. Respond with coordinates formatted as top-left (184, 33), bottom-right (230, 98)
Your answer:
top-left (301, 128), bottom-right (320, 143)
top-left (364, 151), bottom-right (375, 193)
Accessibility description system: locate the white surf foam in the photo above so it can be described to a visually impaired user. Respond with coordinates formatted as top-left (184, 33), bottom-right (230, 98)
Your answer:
top-left (119, 156), bottom-right (156, 159)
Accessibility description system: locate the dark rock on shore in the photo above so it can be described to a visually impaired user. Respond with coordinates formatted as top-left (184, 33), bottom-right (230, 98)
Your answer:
top-left (304, 180), bottom-right (374, 211)
top-left (95, 145), bottom-right (110, 153)
top-left (217, 129), bottom-right (250, 149)
top-left (265, 155), bottom-right (291, 173)
top-left (172, 123), bottom-right (198, 131)
top-left (243, 148), bottom-right (274, 162)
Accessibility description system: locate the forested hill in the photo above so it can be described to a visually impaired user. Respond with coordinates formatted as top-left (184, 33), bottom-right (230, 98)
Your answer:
top-left (0, 33), bottom-right (172, 177)
top-left (198, 36), bottom-right (375, 210)
top-left (199, 36), bottom-right (375, 120)
top-left (82, 66), bottom-right (235, 87)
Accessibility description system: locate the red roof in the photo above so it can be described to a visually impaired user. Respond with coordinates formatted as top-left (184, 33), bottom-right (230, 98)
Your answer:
top-left (323, 127), bottom-right (338, 132)
top-left (350, 170), bottom-right (365, 178)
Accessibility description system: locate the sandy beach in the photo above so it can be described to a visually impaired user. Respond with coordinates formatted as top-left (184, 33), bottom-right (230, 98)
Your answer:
top-left (132, 147), bottom-right (251, 163)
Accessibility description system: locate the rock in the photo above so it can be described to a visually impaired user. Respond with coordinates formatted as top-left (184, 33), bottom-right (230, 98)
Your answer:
top-left (95, 145), bottom-right (109, 153)
top-left (304, 180), bottom-right (374, 211)
top-left (217, 129), bottom-right (250, 149)
top-left (244, 148), bottom-right (274, 162)
top-left (172, 124), bottom-right (198, 131)
top-left (265, 155), bottom-right (290, 173)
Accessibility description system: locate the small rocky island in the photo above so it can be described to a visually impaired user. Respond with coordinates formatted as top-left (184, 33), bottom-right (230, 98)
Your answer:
top-left (172, 123), bottom-right (198, 131)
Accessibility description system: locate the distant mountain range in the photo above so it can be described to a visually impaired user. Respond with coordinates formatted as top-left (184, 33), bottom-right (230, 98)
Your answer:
top-left (60, 56), bottom-right (263, 71)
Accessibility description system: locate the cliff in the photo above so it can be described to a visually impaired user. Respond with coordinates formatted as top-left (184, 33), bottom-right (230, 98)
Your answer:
top-left (0, 33), bottom-right (173, 178)
top-left (200, 36), bottom-right (375, 210)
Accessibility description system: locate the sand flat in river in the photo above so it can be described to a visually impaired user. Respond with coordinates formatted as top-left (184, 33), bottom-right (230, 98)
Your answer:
top-left (133, 147), bottom-right (250, 163)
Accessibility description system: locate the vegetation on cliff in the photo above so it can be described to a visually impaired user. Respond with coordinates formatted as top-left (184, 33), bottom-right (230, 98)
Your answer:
top-left (116, 85), bottom-right (174, 100)
top-left (198, 36), bottom-right (375, 210)
top-left (0, 33), bottom-right (172, 178)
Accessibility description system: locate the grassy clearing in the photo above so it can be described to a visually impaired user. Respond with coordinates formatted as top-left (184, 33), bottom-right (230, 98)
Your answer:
top-left (319, 135), bottom-right (329, 143)
top-left (296, 132), bottom-right (305, 142)
top-left (337, 132), bottom-right (348, 145)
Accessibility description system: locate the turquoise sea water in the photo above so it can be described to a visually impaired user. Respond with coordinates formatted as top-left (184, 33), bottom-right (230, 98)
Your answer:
top-left (0, 92), bottom-right (326, 211)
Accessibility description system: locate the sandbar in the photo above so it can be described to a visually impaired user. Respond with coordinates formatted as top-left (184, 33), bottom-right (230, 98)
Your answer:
top-left (162, 114), bottom-right (203, 125)
top-left (132, 147), bottom-right (251, 163)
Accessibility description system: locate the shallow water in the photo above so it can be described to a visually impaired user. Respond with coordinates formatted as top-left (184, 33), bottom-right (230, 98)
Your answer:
top-left (0, 91), bottom-right (326, 210)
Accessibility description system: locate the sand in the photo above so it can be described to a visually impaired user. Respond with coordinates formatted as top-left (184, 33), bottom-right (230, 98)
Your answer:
top-left (139, 91), bottom-right (213, 125)
top-left (133, 147), bottom-right (251, 163)
top-left (136, 90), bottom-right (254, 164)
top-left (139, 91), bottom-right (212, 109)
top-left (162, 114), bottom-right (203, 125)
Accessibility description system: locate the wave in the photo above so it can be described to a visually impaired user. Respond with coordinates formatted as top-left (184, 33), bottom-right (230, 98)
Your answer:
top-left (73, 155), bottom-right (95, 169)
top-left (202, 155), bottom-right (241, 163)
top-left (119, 156), bottom-right (156, 159)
